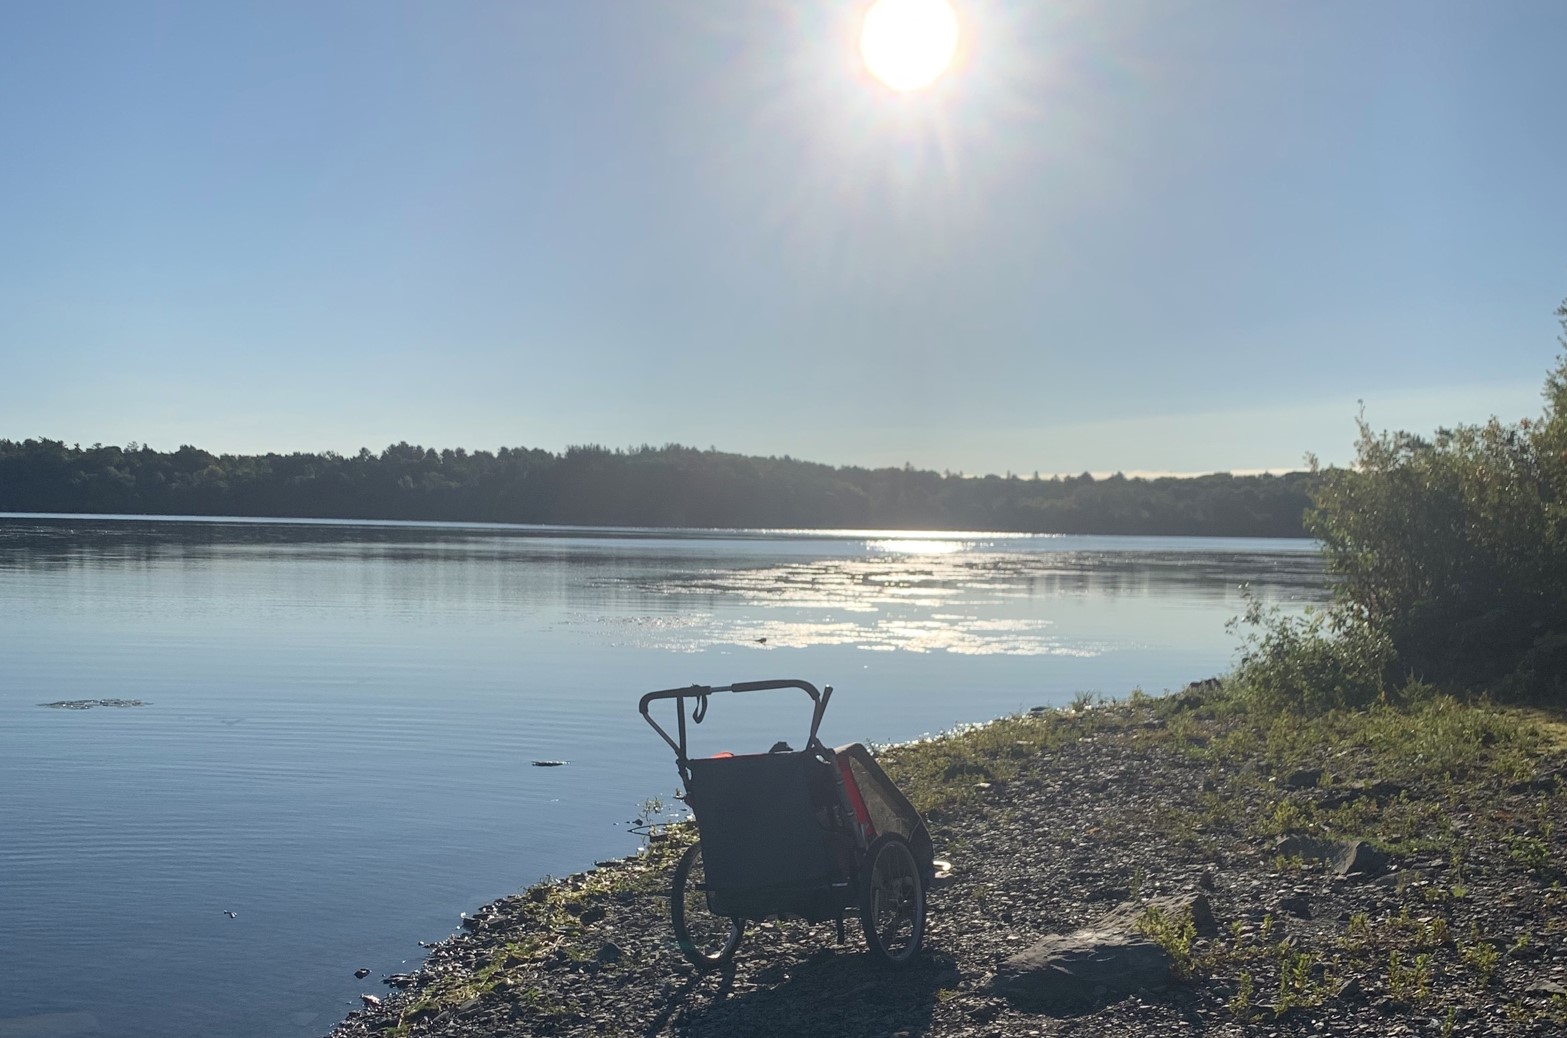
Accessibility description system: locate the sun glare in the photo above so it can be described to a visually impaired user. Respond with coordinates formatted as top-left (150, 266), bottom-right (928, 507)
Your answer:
top-left (859, 0), bottom-right (960, 92)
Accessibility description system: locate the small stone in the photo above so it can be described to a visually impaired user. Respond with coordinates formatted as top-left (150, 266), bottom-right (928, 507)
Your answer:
top-left (1277, 894), bottom-right (1312, 919)
top-left (1285, 768), bottom-right (1323, 789)
top-left (596, 941), bottom-right (624, 964)
top-left (1087, 884), bottom-right (1131, 902)
top-left (1274, 834), bottom-right (1340, 863)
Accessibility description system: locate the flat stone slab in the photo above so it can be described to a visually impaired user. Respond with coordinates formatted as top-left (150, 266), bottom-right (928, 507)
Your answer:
top-left (992, 893), bottom-right (1216, 1011)
top-left (993, 931), bottom-right (1171, 1010)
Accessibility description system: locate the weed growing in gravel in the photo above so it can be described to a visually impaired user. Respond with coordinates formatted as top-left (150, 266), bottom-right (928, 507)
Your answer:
top-left (1137, 904), bottom-right (1197, 978)
top-left (1386, 950), bottom-right (1433, 1004)
top-left (875, 711), bottom-right (1073, 813)
top-left (1226, 972), bottom-right (1255, 1021)
top-left (1459, 927), bottom-right (1500, 985)
top-left (1508, 830), bottom-right (1553, 874)
top-left (1273, 949), bottom-right (1325, 1013)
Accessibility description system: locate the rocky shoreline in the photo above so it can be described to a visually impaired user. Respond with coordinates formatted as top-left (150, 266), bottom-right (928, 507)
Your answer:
top-left (327, 689), bottom-right (1567, 1037)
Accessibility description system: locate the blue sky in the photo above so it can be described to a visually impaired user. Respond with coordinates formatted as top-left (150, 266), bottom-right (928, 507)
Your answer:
top-left (2, 0), bottom-right (1564, 475)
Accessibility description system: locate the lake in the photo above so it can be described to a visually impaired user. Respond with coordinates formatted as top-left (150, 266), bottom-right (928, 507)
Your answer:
top-left (0, 516), bottom-right (1325, 1038)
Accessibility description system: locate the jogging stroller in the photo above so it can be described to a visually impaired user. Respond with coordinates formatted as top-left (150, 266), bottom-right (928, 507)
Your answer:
top-left (638, 679), bottom-right (934, 970)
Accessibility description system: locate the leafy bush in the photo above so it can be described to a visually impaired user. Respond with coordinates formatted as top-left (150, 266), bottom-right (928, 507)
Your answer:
top-left (1309, 400), bottom-right (1567, 694)
top-left (1229, 598), bottom-right (1394, 713)
top-left (1238, 296), bottom-right (1567, 708)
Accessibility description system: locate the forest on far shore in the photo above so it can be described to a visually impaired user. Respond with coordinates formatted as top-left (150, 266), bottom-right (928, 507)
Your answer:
top-left (0, 438), bottom-right (1313, 537)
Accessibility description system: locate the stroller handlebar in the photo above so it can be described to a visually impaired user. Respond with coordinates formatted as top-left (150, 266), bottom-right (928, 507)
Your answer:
top-left (638, 679), bottom-right (834, 766)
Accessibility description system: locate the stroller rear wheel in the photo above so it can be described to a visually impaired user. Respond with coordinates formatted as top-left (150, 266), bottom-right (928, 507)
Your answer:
top-left (860, 832), bottom-right (925, 966)
top-left (670, 843), bottom-right (745, 970)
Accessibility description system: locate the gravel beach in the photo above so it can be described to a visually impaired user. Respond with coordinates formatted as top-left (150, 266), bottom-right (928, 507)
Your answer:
top-left (327, 691), bottom-right (1567, 1038)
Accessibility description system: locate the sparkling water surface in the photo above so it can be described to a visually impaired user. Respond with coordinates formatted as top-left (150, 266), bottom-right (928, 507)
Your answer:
top-left (0, 515), bottom-right (1325, 1038)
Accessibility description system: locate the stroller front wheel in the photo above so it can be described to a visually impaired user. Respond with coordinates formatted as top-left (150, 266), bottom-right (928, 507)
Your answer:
top-left (670, 843), bottom-right (745, 970)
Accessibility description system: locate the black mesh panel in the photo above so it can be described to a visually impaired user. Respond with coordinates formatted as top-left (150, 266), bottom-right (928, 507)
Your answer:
top-left (685, 752), bottom-right (840, 893)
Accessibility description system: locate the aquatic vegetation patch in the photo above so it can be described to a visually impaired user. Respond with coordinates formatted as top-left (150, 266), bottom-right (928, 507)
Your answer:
top-left (39, 698), bottom-right (148, 709)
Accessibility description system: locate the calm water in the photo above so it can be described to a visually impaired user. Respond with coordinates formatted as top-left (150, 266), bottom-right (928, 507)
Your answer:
top-left (0, 516), bottom-right (1325, 1038)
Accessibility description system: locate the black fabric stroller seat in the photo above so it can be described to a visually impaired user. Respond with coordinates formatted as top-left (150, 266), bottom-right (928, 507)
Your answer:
top-left (684, 750), bottom-right (847, 919)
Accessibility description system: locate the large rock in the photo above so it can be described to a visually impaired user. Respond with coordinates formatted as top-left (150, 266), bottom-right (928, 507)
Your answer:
top-left (1273, 835), bottom-right (1390, 879)
top-left (992, 894), bottom-right (1216, 1011)
top-left (1332, 840), bottom-right (1389, 879)
top-left (993, 933), bottom-right (1171, 1010)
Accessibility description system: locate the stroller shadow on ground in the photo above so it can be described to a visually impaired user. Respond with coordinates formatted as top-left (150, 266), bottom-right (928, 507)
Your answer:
top-left (644, 939), bottom-right (954, 1038)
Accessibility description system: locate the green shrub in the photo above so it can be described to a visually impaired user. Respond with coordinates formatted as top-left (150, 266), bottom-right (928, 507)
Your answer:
top-left (1229, 597), bottom-right (1393, 713)
top-left (1309, 404), bottom-right (1566, 694)
top-left (1245, 296), bottom-right (1567, 705)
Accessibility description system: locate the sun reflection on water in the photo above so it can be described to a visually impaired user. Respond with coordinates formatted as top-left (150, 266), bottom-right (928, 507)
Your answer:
top-left (571, 539), bottom-right (1324, 658)
top-left (866, 538), bottom-right (968, 555)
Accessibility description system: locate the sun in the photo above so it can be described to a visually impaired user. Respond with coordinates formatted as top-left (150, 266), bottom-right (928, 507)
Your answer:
top-left (859, 0), bottom-right (960, 92)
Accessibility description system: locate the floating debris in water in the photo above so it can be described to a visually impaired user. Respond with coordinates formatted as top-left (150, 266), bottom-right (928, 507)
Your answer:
top-left (531, 760), bottom-right (567, 767)
top-left (40, 699), bottom-right (148, 709)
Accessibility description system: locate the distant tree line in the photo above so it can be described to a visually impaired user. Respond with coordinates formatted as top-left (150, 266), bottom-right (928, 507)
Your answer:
top-left (0, 438), bottom-right (1313, 537)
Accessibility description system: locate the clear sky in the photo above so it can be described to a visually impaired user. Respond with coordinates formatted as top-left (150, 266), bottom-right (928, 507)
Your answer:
top-left (2, 0), bottom-right (1564, 476)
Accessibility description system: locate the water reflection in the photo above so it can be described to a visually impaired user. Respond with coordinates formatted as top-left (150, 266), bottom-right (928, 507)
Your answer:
top-left (0, 514), bottom-right (1327, 1038)
top-left (0, 515), bottom-right (1327, 661)
top-left (582, 539), bottom-right (1325, 657)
